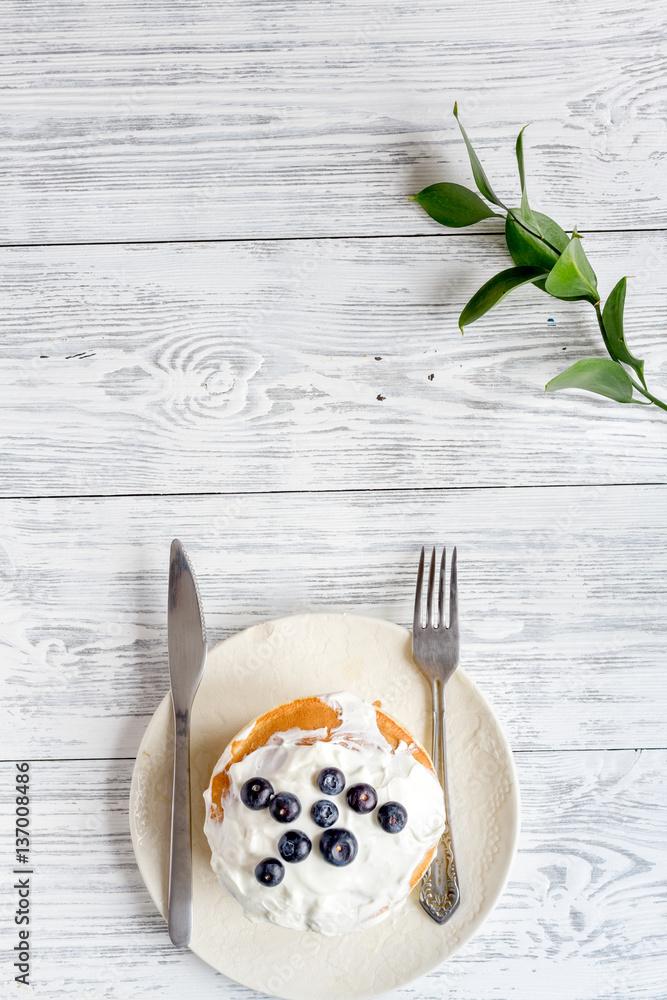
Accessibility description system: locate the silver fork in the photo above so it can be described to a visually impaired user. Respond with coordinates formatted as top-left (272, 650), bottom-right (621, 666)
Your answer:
top-left (412, 545), bottom-right (461, 924)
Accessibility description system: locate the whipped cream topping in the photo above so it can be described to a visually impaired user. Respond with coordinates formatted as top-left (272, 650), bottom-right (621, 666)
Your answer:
top-left (203, 692), bottom-right (446, 935)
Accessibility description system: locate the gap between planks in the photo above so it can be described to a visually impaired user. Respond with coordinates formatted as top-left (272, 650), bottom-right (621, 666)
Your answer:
top-left (3, 749), bottom-right (663, 765)
top-left (2, 225), bottom-right (667, 252)
top-left (2, 481), bottom-right (667, 503)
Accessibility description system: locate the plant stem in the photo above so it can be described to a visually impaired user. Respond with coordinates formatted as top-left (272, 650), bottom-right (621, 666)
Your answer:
top-left (629, 379), bottom-right (667, 410)
top-left (594, 302), bottom-right (613, 356)
top-left (594, 303), bottom-right (667, 410)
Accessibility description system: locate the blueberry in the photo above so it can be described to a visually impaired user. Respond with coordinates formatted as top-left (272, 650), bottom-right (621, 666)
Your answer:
top-left (278, 829), bottom-right (312, 863)
top-left (319, 828), bottom-right (358, 867)
top-left (377, 801), bottom-right (408, 833)
top-left (317, 767), bottom-right (345, 796)
top-left (346, 783), bottom-right (378, 814)
top-left (311, 799), bottom-right (339, 828)
top-left (254, 857), bottom-right (285, 886)
top-left (240, 777), bottom-right (274, 810)
top-left (269, 792), bottom-right (301, 823)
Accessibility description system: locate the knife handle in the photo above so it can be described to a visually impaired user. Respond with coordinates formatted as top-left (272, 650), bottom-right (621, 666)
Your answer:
top-left (168, 704), bottom-right (193, 948)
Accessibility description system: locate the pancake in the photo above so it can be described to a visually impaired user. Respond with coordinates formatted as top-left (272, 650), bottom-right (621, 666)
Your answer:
top-left (203, 691), bottom-right (445, 935)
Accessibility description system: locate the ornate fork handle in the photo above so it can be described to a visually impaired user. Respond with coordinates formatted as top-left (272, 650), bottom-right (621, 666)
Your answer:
top-left (419, 677), bottom-right (460, 923)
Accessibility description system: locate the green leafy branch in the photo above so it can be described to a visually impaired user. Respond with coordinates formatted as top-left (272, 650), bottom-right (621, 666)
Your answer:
top-left (412, 104), bottom-right (666, 411)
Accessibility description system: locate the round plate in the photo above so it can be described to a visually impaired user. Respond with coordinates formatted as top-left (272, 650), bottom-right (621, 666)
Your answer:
top-left (130, 613), bottom-right (520, 1000)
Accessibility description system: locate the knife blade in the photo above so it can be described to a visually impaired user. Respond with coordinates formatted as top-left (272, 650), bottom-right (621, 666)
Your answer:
top-left (167, 538), bottom-right (207, 948)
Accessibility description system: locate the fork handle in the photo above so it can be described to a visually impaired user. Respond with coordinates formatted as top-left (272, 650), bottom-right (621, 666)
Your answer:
top-left (420, 678), bottom-right (461, 923)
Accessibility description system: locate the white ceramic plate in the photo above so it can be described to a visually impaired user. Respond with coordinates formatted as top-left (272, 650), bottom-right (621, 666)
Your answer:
top-left (129, 613), bottom-right (520, 1000)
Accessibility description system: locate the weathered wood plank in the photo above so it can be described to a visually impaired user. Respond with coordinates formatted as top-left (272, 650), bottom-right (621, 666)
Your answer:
top-left (1, 486), bottom-right (665, 759)
top-left (2, 233), bottom-right (666, 498)
top-left (2, 0), bottom-right (667, 242)
top-left (1, 751), bottom-right (664, 998)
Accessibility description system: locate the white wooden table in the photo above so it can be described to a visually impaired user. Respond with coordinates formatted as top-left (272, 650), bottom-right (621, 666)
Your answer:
top-left (2, 2), bottom-right (666, 997)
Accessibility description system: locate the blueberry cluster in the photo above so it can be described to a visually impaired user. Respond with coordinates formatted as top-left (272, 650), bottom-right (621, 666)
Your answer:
top-left (241, 767), bottom-right (407, 887)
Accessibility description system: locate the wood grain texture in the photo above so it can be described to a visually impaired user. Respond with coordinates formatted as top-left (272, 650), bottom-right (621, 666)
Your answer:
top-left (2, 0), bottom-right (667, 243)
top-left (1, 751), bottom-right (664, 999)
top-left (2, 3), bottom-right (667, 996)
top-left (2, 232), bottom-right (667, 498)
top-left (1, 486), bottom-right (666, 759)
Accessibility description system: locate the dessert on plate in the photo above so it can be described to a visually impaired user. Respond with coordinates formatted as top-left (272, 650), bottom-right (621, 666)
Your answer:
top-left (203, 690), bottom-right (446, 935)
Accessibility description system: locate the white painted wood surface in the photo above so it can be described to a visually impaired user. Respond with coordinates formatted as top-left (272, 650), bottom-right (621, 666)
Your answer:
top-left (1, 0), bottom-right (666, 997)
top-left (2, 233), bottom-right (667, 497)
top-left (3, 1), bottom-right (667, 243)
top-left (1, 751), bottom-right (665, 999)
top-left (2, 486), bottom-right (667, 759)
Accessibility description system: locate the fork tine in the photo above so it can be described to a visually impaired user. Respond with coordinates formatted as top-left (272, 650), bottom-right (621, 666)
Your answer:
top-left (426, 547), bottom-right (436, 626)
top-left (437, 548), bottom-right (446, 628)
top-left (449, 546), bottom-right (458, 633)
top-left (413, 546), bottom-right (425, 631)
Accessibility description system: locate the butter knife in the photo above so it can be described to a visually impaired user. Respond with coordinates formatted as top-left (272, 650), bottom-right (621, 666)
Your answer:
top-left (167, 539), bottom-right (207, 948)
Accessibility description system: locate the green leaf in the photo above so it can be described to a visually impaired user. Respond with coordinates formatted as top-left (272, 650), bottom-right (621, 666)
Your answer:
top-left (515, 126), bottom-right (539, 231)
top-left (544, 236), bottom-right (599, 304)
top-left (453, 103), bottom-right (506, 209)
top-left (414, 182), bottom-right (500, 228)
top-left (545, 358), bottom-right (635, 403)
top-left (531, 213), bottom-right (570, 253)
top-left (601, 277), bottom-right (646, 387)
top-left (506, 211), bottom-right (569, 272)
top-left (459, 265), bottom-right (548, 330)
